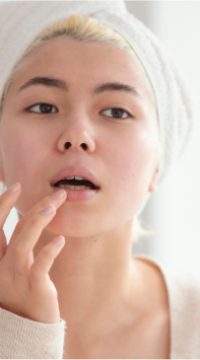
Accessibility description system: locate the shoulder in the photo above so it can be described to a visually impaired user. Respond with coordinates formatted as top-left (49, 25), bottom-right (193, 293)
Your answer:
top-left (144, 256), bottom-right (200, 319)
top-left (159, 264), bottom-right (200, 358)
top-left (161, 265), bottom-right (200, 310)
top-left (137, 254), bottom-right (200, 306)
top-left (136, 254), bottom-right (200, 357)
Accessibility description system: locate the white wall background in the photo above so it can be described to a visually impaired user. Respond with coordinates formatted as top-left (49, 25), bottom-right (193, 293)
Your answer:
top-left (3, 1), bottom-right (200, 274)
top-left (126, 1), bottom-right (200, 273)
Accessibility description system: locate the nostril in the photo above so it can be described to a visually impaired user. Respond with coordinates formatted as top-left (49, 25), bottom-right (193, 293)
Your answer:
top-left (64, 142), bottom-right (71, 149)
top-left (81, 143), bottom-right (88, 150)
top-left (64, 142), bottom-right (88, 150)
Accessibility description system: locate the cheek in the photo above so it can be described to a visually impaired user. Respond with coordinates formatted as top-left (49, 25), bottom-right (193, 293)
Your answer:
top-left (113, 130), bottom-right (157, 181)
top-left (109, 129), bottom-right (159, 216)
top-left (0, 123), bottom-right (48, 212)
top-left (0, 126), bottom-right (37, 181)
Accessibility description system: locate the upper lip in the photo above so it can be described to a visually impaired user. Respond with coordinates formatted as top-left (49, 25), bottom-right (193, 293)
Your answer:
top-left (50, 165), bottom-right (101, 189)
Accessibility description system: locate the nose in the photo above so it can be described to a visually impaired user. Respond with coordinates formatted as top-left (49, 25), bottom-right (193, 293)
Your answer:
top-left (57, 118), bottom-right (96, 153)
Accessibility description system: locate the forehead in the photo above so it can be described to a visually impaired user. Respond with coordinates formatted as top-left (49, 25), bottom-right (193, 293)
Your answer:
top-left (8, 36), bottom-right (156, 107)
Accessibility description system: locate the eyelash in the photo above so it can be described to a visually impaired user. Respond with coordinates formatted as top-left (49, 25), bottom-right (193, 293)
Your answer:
top-left (25, 103), bottom-right (58, 114)
top-left (100, 108), bottom-right (133, 120)
top-left (25, 103), bottom-right (133, 120)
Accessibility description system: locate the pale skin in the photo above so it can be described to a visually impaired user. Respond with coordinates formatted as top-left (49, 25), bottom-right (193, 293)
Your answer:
top-left (0, 37), bottom-right (170, 358)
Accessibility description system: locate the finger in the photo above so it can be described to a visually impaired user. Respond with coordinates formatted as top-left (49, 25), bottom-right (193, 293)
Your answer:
top-left (0, 183), bottom-right (21, 258)
top-left (0, 182), bottom-right (21, 226)
top-left (30, 235), bottom-right (65, 283)
top-left (9, 189), bottom-right (67, 249)
top-left (9, 206), bottom-right (57, 276)
top-left (25, 189), bottom-right (68, 216)
top-left (10, 190), bottom-right (67, 274)
top-left (0, 229), bottom-right (7, 259)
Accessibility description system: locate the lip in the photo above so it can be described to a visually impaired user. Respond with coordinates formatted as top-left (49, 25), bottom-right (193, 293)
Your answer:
top-left (50, 165), bottom-right (101, 189)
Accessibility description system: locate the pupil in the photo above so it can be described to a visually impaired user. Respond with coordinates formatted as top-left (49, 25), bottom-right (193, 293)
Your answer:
top-left (112, 108), bottom-right (123, 118)
top-left (40, 104), bottom-right (52, 113)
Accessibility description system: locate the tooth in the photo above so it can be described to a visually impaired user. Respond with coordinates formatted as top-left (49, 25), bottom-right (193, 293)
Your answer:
top-left (58, 184), bottom-right (89, 190)
top-left (64, 176), bottom-right (85, 180)
top-left (74, 176), bottom-right (84, 180)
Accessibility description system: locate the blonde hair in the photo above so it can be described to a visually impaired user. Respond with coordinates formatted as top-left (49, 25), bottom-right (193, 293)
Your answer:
top-left (0, 14), bottom-right (156, 243)
top-left (0, 14), bottom-right (133, 110)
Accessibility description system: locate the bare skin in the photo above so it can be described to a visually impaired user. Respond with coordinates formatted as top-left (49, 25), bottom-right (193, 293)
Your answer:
top-left (62, 257), bottom-right (170, 358)
top-left (0, 37), bottom-right (170, 358)
top-left (0, 185), bottom-right (170, 358)
top-left (0, 184), bottom-right (67, 323)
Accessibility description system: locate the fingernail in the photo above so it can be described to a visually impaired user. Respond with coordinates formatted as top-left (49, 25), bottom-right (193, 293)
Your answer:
top-left (8, 182), bottom-right (21, 194)
top-left (53, 235), bottom-right (65, 248)
top-left (52, 189), bottom-right (67, 201)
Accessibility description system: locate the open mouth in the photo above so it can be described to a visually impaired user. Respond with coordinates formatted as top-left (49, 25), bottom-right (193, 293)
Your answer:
top-left (52, 176), bottom-right (100, 191)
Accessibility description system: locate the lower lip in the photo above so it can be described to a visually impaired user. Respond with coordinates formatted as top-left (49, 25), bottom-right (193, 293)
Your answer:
top-left (55, 188), bottom-right (100, 202)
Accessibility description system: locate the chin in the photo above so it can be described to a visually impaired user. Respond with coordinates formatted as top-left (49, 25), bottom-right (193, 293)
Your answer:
top-left (46, 215), bottom-right (98, 238)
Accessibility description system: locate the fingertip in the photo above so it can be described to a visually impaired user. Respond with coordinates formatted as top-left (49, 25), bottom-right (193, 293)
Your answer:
top-left (53, 235), bottom-right (65, 248)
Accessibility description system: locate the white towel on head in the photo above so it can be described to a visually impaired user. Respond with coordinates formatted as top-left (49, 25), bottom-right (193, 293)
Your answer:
top-left (0, 0), bottom-right (195, 186)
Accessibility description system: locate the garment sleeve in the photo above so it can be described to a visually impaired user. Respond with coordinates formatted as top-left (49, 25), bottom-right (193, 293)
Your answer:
top-left (0, 307), bottom-right (66, 359)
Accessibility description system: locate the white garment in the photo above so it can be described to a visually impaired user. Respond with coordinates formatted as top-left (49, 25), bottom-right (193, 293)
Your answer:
top-left (138, 254), bottom-right (200, 358)
top-left (0, 254), bottom-right (200, 358)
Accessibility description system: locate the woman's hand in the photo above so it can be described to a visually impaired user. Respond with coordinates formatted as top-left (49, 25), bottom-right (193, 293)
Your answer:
top-left (0, 183), bottom-right (67, 324)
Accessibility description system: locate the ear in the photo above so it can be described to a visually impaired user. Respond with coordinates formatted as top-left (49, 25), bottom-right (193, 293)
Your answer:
top-left (148, 167), bottom-right (159, 193)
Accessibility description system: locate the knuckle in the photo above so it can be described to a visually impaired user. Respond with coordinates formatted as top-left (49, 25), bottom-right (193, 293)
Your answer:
top-left (13, 244), bottom-right (24, 258)
top-left (0, 193), bottom-right (18, 215)
top-left (14, 262), bottom-right (26, 277)
top-left (32, 197), bottom-right (52, 214)
top-left (0, 194), bottom-right (10, 207)
top-left (40, 246), bottom-right (53, 263)
top-left (30, 264), bottom-right (44, 283)
top-left (14, 255), bottom-right (29, 276)
top-left (19, 213), bottom-right (43, 232)
top-left (15, 211), bottom-right (43, 235)
top-left (27, 213), bottom-right (41, 227)
top-left (12, 244), bottom-right (27, 263)
top-left (41, 246), bottom-right (52, 258)
top-left (30, 266), bottom-right (39, 278)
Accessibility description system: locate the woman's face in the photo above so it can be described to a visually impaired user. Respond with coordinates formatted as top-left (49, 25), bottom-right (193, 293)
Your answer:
top-left (0, 36), bottom-right (160, 237)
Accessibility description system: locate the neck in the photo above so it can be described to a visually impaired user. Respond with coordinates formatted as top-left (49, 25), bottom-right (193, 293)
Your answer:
top-left (35, 222), bottom-right (145, 341)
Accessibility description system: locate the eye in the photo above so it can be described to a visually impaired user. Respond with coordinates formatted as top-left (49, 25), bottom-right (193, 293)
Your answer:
top-left (101, 107), bottom-right (132, 119)
top-left (25, 103), bottom-right (58, 114)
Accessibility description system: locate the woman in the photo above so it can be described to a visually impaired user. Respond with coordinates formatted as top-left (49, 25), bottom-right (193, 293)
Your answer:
top-left (0, 1), bottom-right (197, 359)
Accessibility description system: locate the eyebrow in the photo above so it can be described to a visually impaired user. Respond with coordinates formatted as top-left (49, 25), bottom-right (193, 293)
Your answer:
top-left (18, 77), bottom-right (68, 92)
top-left (17, 76), bottom-right (142, 98)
